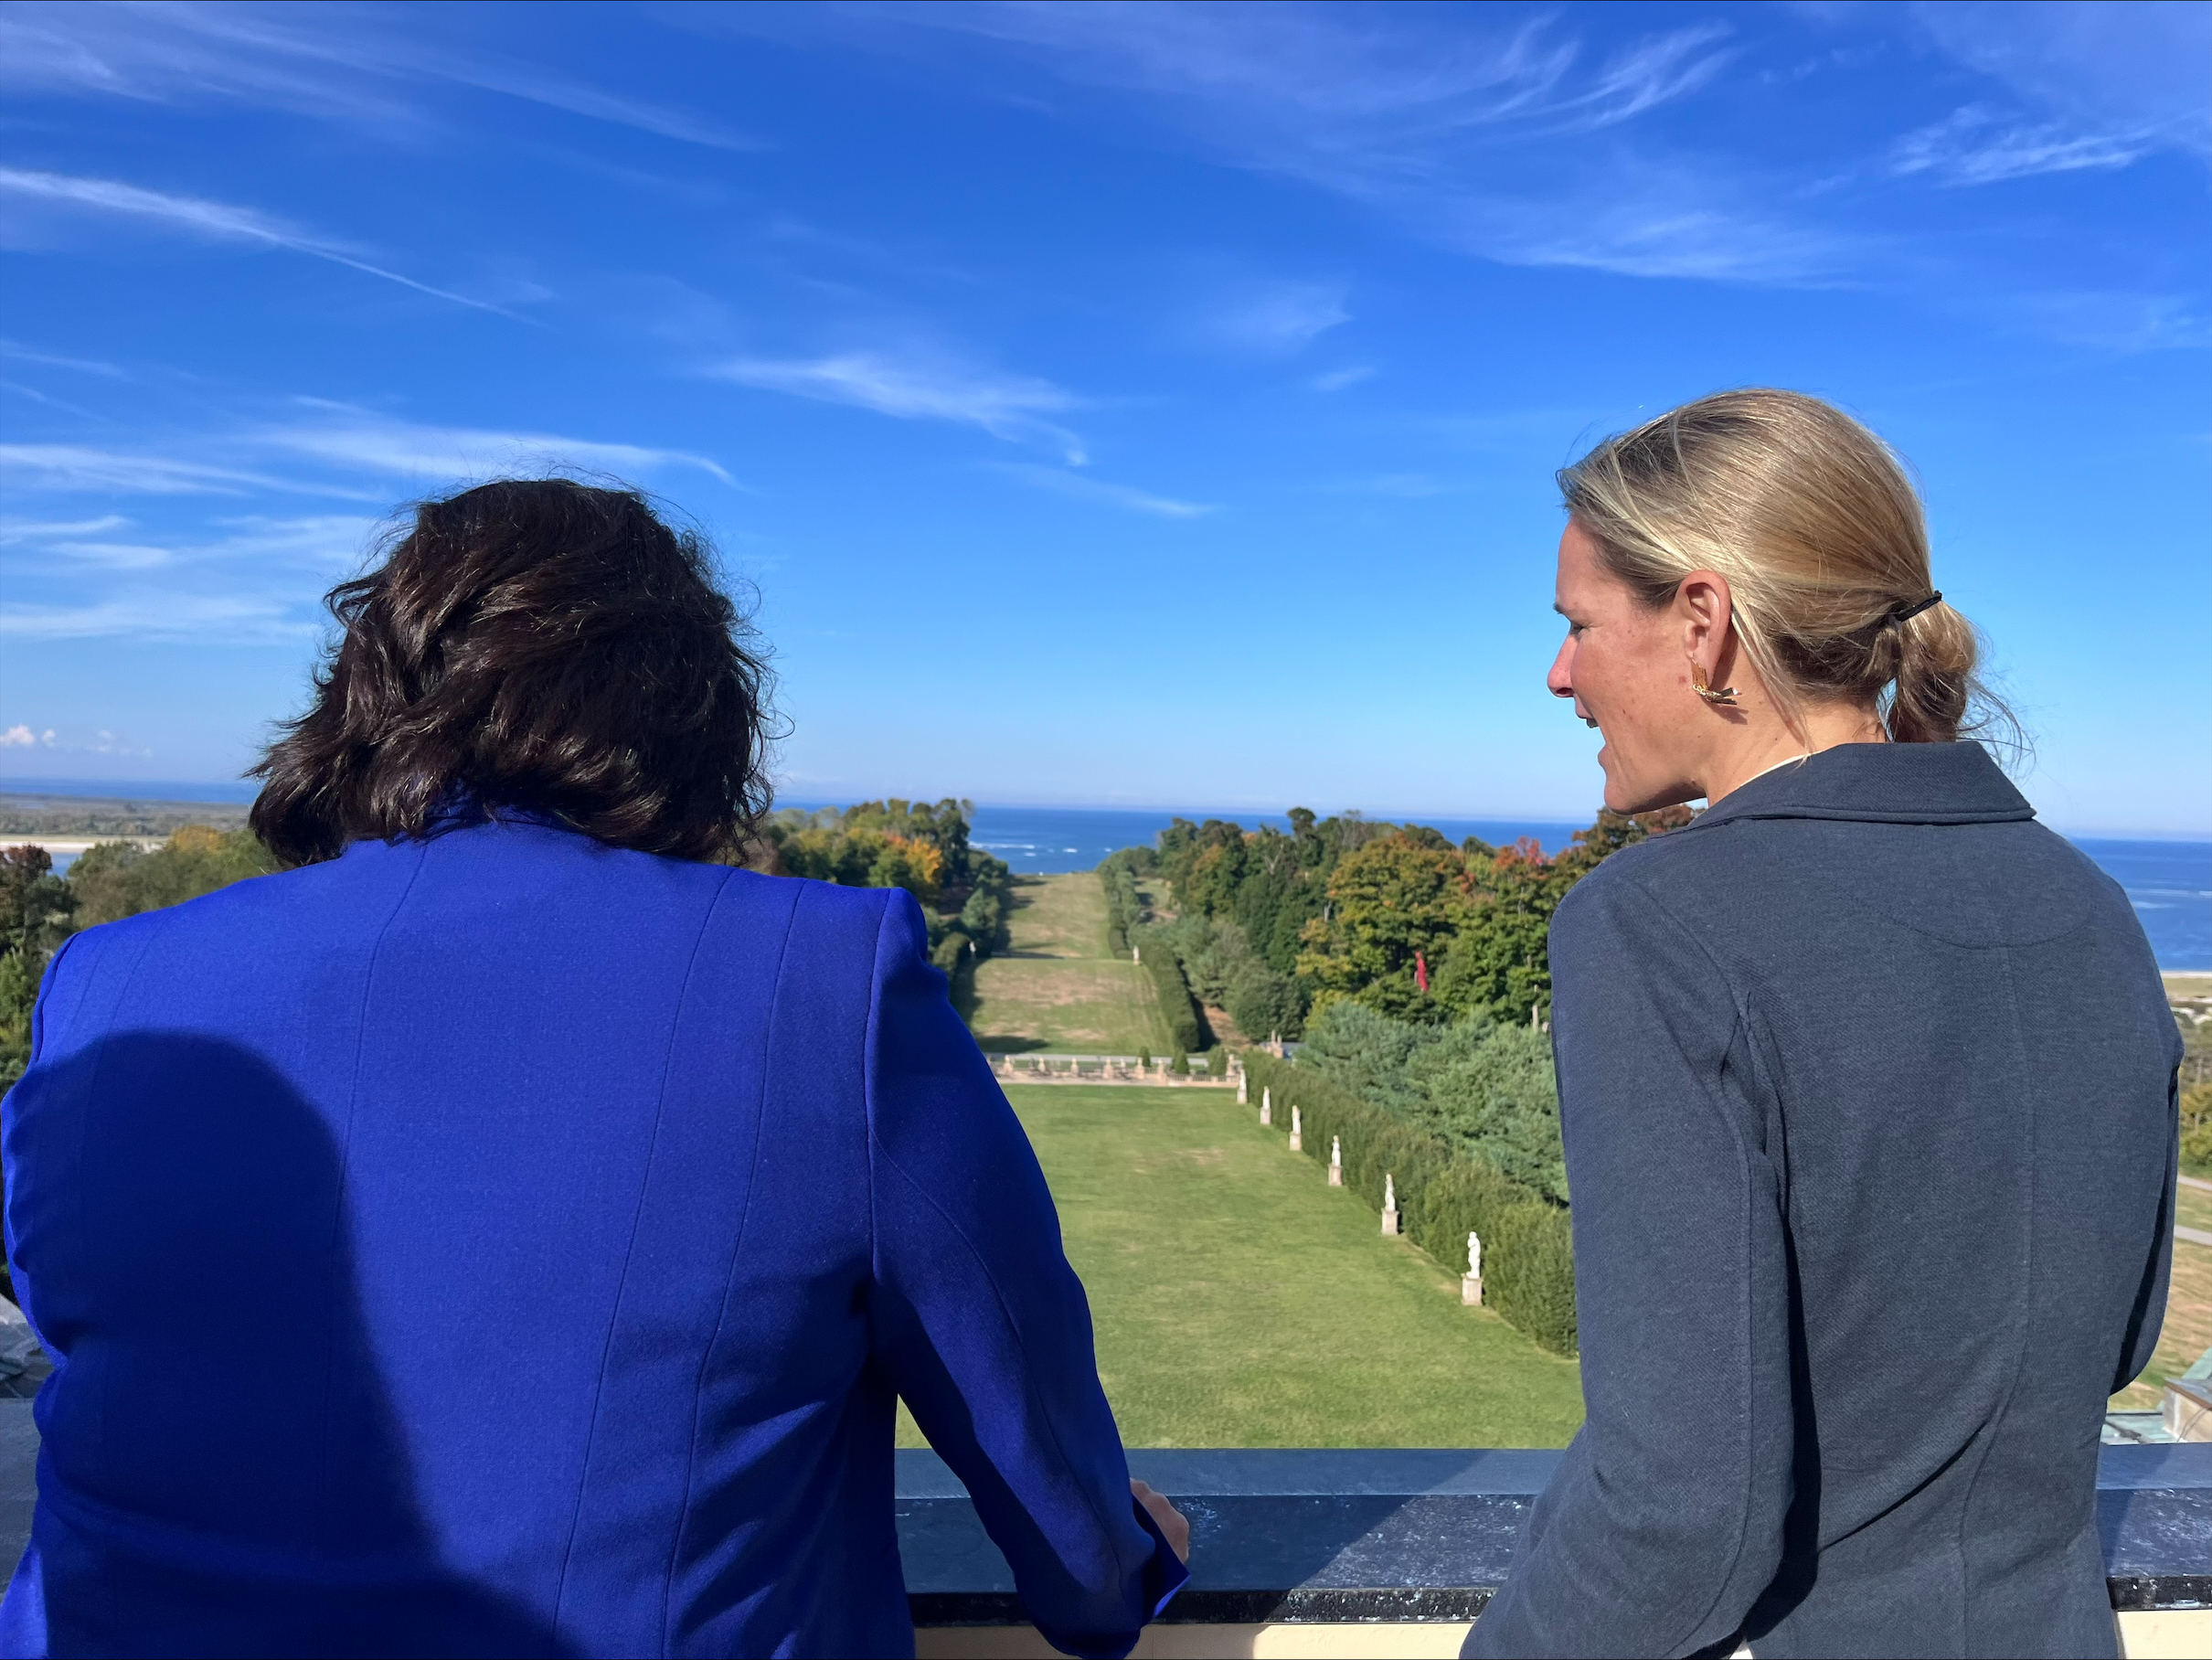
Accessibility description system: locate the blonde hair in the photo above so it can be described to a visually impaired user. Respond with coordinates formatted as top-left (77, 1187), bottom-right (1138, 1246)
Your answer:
top-left (1558, 388), bottom-right (1996, 745)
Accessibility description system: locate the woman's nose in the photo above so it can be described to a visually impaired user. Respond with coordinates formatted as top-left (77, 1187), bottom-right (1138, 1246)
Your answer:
top-left (1547, 638), bottom-right (1576, 698)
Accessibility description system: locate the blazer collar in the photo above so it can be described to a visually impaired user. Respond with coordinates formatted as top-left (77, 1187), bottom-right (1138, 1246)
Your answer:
top-left (1689, 741), bottom-right (2035, 830)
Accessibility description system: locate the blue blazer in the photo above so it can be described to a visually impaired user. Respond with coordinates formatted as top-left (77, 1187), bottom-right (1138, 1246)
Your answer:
top-left (0, 818), bottom-right (1183, 1657)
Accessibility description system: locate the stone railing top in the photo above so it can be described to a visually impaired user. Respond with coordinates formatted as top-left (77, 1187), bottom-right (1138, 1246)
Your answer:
top-left (896, 1445), bottom-right (2212, 1626)
top-left (1, 1414), bottom-right (2200, 1625)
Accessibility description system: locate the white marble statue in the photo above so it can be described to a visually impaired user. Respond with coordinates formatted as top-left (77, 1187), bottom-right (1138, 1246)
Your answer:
top-left (1467, 1231), bottom-right (1483, 1280)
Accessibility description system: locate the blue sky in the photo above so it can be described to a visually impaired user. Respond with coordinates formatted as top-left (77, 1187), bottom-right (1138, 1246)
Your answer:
top-left (1, 1), bottom-right (2206, 834)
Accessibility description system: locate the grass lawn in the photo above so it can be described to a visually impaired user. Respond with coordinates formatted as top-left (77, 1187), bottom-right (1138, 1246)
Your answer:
top-left (2110, 1181), bottom-right (2212, 1408)
top-left (2177, 1183), bottom-right (2212, 1238)
top-left (968, 874), bottom-right (1172, 1056)
top-left (897, 1083), bottom-right (1586, 1449)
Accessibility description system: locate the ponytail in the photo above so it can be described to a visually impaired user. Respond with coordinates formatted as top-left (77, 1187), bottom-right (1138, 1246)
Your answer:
top-left (1881, 602), bottom-right (1975, 744)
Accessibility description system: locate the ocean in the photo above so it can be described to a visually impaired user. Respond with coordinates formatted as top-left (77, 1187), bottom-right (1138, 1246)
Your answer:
top-left (948, 807), bottom-right (2208, 973)
top-left (7, 780), bottom-right (2207, 971)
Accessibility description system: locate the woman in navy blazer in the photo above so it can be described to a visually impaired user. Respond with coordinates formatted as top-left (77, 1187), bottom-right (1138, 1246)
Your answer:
top-left (1469, 392), bottom-right (2177, 1658)
top-left (0, 481), bottom-right (1186, 1657)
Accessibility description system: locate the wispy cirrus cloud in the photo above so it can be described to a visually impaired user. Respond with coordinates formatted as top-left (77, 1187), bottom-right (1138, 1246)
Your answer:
top-left (853, 3), bottom-right (1732, 148)
top-left (0, 2), bottom-right (759, 150)
top-left (0, 444), bottom-right (300, 495)
top-left (707, 4), bottom-right (1807, 283)
top-left (1912, 1), bottom-right (2211, 169)
top-left (0, 337), bottom-right (126, 377)
top-left (1891, 106), bottom-right (2151, 186)
top-left (0, 411), bottom-right (738, 499)
top-left (256, 406), bottom-right (739, 487)
top-left (0, 510), bottom-right (383, 644)
top-left (0, 589), bottom-right (313, 644)
top-left (1, 514), bottom-right (381, 573)
top-left (0, 166), bottom-right (516, 314)
top-left (712, 351), bottom-right (1090, 464)
top-left (989, 462), bottom-right (1213, 518)
top-left (1199, 281), bottom-right (1349, 356)
top-left (0, 515), bottom-right (127, 541)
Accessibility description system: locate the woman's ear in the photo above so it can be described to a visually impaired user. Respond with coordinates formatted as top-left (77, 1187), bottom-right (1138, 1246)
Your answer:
top-left (1676, 569), bottom-right (1735, 675)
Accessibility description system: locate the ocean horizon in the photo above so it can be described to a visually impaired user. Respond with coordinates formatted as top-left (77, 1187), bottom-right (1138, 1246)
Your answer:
top-left (6, 777), bottom-right (2207, 971)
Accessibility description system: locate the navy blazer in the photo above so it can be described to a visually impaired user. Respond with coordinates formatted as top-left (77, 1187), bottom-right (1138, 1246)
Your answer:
top-left (1469, 743), bottom-right (2180, 1659)
top-left (0, 818), bottom-right (1183, 1657)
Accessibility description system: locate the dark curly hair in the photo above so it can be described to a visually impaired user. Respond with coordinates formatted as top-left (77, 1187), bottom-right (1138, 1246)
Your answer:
top-left (250, 478), bottom-right (773, 867)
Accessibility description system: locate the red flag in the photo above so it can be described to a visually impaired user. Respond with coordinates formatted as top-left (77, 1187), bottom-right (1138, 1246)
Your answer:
top-left (1414, 950), bottom-right (1430, 992)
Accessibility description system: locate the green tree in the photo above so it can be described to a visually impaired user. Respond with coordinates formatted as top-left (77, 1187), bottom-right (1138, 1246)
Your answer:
top-left (1300, 999), bottom-right (1569, 1203)
top-left (1227, 962), bottom-right (1303, 1043)
top-left (0, 845), bottom-right (80, 1089)
top-left (68, 826), bottom-right (278, 929)
top-left (1297, 833), bottom-right (1471, 1021)
top-left (1, 846), bottom-right (75, 955)
top-left (2183, 1080), bottom-right (2212, 1178)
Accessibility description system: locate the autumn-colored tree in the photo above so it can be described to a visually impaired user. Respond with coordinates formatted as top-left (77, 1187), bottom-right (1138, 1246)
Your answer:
top-left (1438, 806), bottom-right (1697, 1025)
top-left (1431, 838), bottom-right (1570, 1026)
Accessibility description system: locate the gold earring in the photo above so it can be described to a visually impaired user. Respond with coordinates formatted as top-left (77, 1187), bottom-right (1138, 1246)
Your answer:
top-left (1690, 662), bottom-right (1739, 707)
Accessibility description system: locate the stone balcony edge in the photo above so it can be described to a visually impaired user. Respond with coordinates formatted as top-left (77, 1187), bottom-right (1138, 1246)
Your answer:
top-left (896, 1445), bottom-right (2212, 1624)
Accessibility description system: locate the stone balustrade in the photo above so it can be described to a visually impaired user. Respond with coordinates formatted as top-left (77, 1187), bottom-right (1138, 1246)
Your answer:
top-left (0, 1405), bottom-right (2200, 1655)
top-left (985, 1053), bottom-right (1242, 1087)
top-left (899, 1445), bottom-right (2212, 1658)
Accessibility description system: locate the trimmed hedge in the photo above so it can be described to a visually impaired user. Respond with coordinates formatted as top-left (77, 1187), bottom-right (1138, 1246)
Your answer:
top-left (931, 931), bottom-right (978, 1019)
top-left (1241, 1049), bottom-right (1577, 1356)
top-left (1101, 854), bottom-right (1146, 954)
top-left (1142, 940), bottom-right (1204, 1053)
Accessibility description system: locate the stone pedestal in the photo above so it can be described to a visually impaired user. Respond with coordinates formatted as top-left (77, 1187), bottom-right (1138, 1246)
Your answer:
top-left (1327, 1165), bottom-right (1342, 1186)
top-left (1380, 1208), bottom-right (1399, 1236)
top-left (1462, 1274), bottom-right (1484, 1307)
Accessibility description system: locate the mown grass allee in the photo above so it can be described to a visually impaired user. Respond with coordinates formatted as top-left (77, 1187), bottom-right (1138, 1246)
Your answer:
top-left (967, 874), bottom-right (1176, 1058)
top-left (897, 1083), bottom-right (1585, 1450)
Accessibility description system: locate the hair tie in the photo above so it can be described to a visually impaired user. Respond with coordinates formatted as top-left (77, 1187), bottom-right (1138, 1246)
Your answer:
top-left (1887, 591), bottom-right (1941, 627)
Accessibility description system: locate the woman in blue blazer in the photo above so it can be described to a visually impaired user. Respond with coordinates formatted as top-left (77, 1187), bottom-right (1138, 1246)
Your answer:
top-left (0, 481), bottom-right (1186, 1657)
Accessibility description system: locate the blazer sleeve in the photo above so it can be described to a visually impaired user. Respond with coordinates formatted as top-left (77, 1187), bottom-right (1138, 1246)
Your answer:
top-left (1469, 872), bottom-right (1794, 1659)
top-left (860, 890), bottom-right (1185, 1660)
top-left (2115, 1067), bottom-right (2179, 1394)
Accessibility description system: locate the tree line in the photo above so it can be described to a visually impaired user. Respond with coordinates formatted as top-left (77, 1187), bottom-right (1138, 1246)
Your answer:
top-left (1154, 805), bottom-right (1692, 1035)
top-left (744, 799), bottom-right (1012, 1012)
top-left (0, 799), bottom-right (1013, 1087)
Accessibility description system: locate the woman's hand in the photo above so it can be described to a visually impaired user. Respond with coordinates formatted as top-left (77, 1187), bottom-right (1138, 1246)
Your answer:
top-left (1130, 1478), bottom-right (1190, 1563)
